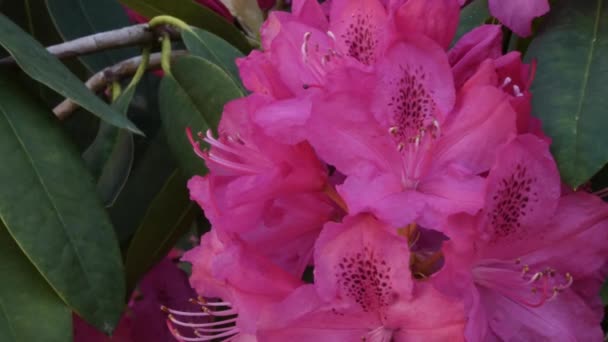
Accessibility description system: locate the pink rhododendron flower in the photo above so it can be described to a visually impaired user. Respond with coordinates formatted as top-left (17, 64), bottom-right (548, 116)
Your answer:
top-left (187, 94), bottom-right (337, 276)
top-left (299, 38), bottom-right (516, 228)
top-left (257, 215), bottom-right (466, 340)
top-left (456, 48), bottom-right (546, 139)
top-left (172, 0), bottom-right (608, 340)
top-left (449, 25), bottom-right (503, 89)
top-left (173, 230), bottom-right (303, 341)
top-left (241, 0), bottom-right (460, 100)
top-left (434, 134), bottom-right (608, 340)
top-left (459, 0), bottom-right (550, 37)
top-left (488, 0), bottom-right (550, 37)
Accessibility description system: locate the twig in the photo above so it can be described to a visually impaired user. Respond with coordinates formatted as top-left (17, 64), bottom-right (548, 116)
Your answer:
top-left (0, 24), bottom-right (178, 65)
top-left (53, 50), bottom-right (188, 120)
top-left (2, 24), bottom-right (150, 64)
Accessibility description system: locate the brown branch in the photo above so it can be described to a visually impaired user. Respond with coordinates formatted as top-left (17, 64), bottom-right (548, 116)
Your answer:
top-left (0, 24), bottom-right (179, 65)
top-left (53, 50), bottom-right (188, 120)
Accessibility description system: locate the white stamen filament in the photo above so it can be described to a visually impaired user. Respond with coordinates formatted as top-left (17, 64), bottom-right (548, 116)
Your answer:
top-left (164, 300), bottom-right (241, 342)
top-left (169, 315), bottom-right (237, 328)
top-left (163, 306), bottom-right (238, 317)
top-left (301, 32), bottom-right (311, 63)
top-left (327, 31), bottom-right (336, 42)
top-left (365, 326), bottom-right (394, 342)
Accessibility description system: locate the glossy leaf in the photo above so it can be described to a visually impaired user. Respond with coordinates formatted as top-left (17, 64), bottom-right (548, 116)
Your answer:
top-left (526, 0), bottom-right (608, 187)
top-left (0, 222), bottom-right (72, 342)
top-left (0, 76), bottom-right (125, 331)
top-left (158, 55), bottom-right (244, 177)
top-left (0, 13), bottom-right (142, 134)
top-left (218, 0), bottom-right (263, 38)
top-left (182, 27), bottom-right (243, 86)
top-left (83, 87), bottom-right (136, 206)
top-left (45, 0), bottom-right (135, 72)
top-left (117, 0), bottom-right (251, 52)
top-left (108, 130), bottom-right (178, 246)
top-left (125, 170), bottom-right (198, 291)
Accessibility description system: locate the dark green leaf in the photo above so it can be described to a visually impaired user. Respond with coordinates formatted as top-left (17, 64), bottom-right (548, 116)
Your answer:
top-left (0, 222), bottom-right (72, 342)
top-left (117, 0), bottom-right (251, 53)
top-left (601, 277), bottom-right (608, 306)
top-left (0, 75), bottom-right (125, 331)
top-left (125, 170), bottom-right (198, 291)
top-left (108, 131), bottom-right (177, 246)
top-left (526, 0), bottom-right (608, 188)
top-left (0, 13), bottom-right (142, 134)
top-left (83, 87), bottom-right (136, 206)
top-left (182, 27), bottom-right (244, 86)
top-left (159, 55), bottom-right (244, 177)
top-left (45, 0), bottom-right (135, 72)
top-left (453, 0), bottom-right (489, 43)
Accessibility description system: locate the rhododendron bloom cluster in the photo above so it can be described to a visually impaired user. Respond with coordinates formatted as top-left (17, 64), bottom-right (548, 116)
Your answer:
top-left (168, 0), bottom-right (608, 341)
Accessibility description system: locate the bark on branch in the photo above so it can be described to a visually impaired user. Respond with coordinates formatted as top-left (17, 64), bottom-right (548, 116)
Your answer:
top-left (53, 50), bottom-right (188, 120)
top-left (0, 24), bottom-right (178, 65)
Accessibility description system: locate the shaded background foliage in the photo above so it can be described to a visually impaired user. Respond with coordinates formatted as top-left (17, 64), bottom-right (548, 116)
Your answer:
top-left (0, 0), bottom-right (606, 340)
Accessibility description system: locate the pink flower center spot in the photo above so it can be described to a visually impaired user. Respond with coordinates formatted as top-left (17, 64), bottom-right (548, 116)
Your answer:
top-left (336, 246), bottom-right (397, 316)
top-left (487, 163), bottom-right (538, 242)
top-left (341, 13), bottom-right (379, 65)
top-left (386, 66), bottom-right (439, 188)
top-left (388, 66), bottom-right (437, 145)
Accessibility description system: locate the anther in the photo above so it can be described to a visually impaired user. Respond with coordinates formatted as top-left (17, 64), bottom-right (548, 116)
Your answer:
top-left (513, 84), bottom-right (524, 97)
top-left (527, 272), bottom-right (543, 284)
top-left (388, 126), bottom-right (398, 135)
top-left (500, 77), bottom-right (512, 88)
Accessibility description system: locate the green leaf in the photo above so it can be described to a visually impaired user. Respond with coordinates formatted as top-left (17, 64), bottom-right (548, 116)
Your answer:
top-left (601, 277), bottom-right (608, 306)
top-left (83, 87), bottom-right (136, 206)
top-left (218, 0), bottom-right (263, 39)
top-left (453, 0), bottom-right (489, 43)
top-left (108, 130), bottom-right (178, 246)
top-left (0, 13), bottom-right (142, 135)
top-left (0, 75), bottom-right (125, 332)
top-left (45, 0), bottom-right (135, 72)
top-left (117, 0), bottom-right (251, 53)
top-left (0, 221), bottom-right (72, 342)
top-left (182, 27), bottom-right (244, 86)
top-left (159, 55), bottom-right (244, 177)
top-left (125, 170), bottom-right (198, 291)
top-left (526, 0), bottom-right (608, 188)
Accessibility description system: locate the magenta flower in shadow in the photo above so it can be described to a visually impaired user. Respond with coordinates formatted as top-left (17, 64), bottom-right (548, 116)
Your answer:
top-left (74, 259), bottom-right (198, 342)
